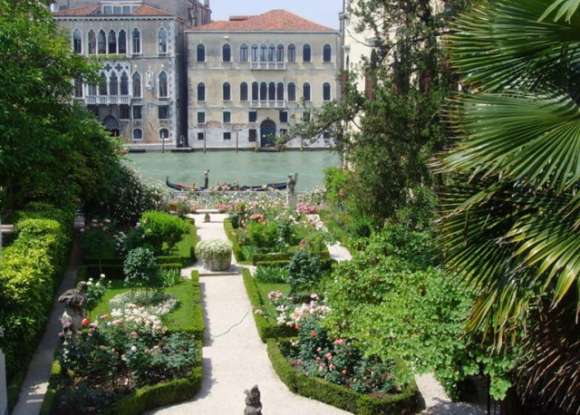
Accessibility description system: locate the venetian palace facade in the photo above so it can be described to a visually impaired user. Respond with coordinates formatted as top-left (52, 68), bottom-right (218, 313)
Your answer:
top-left (51, 0), bottom-right (340, 150)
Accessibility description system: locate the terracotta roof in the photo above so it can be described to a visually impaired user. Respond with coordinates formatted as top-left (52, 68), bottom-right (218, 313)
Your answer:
top-left (54, 4), bottom-right (172, 17)
top-left (190, 9), bottom-right (336, 33)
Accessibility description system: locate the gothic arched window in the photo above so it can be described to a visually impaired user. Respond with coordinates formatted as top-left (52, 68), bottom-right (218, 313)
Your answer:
top-left (109, 72), bottom-right (118, 95)
top-left (118, 30), bottom-right (127, 54)
top-left (88, 30), bottom-right (96, 54)
top-left (98, 30), bottom-right (107, 54)
top-left (132, 72), bottom-right (141, 97)
top-left (158, 28), bottom-right (168, 54)
top-left (108, 30), bottom-right (117, 54)
top-left (132, 29), bottom-right (141, 54)
top-left (73, 29), bottom-right (82, 54)
top-left (120, 72), bottom-right (129, 96)
top-left (158, 72), bottom-right (168, 98)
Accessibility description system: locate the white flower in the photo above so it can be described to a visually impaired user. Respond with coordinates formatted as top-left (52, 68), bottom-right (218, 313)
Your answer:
top-left (131, 345), bottom-right (137, 352)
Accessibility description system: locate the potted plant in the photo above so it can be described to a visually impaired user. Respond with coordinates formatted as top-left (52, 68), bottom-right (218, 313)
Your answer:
top-left (195, 240), bottom-right (232, 271)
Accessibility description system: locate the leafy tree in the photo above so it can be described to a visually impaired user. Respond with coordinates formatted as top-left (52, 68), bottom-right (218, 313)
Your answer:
top-left (439, 0), bottom-right (580, 411)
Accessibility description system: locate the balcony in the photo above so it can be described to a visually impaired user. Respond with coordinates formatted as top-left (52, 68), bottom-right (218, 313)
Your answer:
top-left (84, 96), bottom-right (132, 105)
top-left (251, 100), bottom-right (288, 109)
top-left (250, 62), bottom-right (287, 71)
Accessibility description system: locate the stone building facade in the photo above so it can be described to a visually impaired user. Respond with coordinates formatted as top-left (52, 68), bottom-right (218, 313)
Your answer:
top-left (52, 0), bottom-right (211, 148)
top-left (186, 10), bottom-right (341, 150)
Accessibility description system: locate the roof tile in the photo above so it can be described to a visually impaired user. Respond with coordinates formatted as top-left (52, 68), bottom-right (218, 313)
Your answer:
top-left (53, 3), bottom-right (172, 17)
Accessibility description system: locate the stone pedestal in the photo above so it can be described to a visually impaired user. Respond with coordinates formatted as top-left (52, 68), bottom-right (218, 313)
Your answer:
top-left (0, 350), bottom-right (7, 415)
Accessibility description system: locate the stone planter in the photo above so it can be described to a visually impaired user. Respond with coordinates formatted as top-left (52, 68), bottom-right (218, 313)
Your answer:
top-left (195, 240), bottom-right (232, 272)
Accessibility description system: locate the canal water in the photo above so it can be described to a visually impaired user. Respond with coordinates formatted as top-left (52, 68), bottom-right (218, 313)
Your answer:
top-left (126, 151), bottom-right (340, 192)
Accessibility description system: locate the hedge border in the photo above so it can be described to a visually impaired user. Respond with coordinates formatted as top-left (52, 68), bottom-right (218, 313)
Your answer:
top-left (242, 269), bottom-right (296, 342)
top-left (267, 339), bottom-right (421, 415)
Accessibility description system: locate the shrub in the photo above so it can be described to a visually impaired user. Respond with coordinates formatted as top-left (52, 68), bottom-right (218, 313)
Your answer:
top-left (242, 221), bottom-right (279, 248)
top-left (195, 240), bottom-right (232, 272)
top-left (255, 266), bottom-right (289, 284)
top-left (140, 211), bottom-right (190, 254)
top-left (123, 248), bottom-right (159, 288)
top-left (85, 274), bottom-right (109, 309)
top-left (288, 251), bottom-right (323, 294)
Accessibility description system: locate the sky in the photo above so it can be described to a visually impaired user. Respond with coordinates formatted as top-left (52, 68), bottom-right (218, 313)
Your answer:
top-left (210, 0), bottom-right (343, 30)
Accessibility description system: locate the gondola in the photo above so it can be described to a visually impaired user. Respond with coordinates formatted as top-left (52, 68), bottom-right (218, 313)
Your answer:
top-left (166, 177), bottom-right (287, 192)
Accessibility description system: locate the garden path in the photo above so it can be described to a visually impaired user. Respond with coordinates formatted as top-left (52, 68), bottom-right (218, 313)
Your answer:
top-left (12, 234), bottom-right (82, 415)
top-left (154, 214), bottom-right (349, 415)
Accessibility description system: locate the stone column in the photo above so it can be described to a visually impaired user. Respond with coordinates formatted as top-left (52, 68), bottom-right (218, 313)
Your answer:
top-left (0, 350), bottom-right (7, 415)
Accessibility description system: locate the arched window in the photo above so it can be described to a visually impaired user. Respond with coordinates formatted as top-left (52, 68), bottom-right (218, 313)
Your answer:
top-left (98, 30), bottom-right (107, 54)
top-left (323, 82), bottom-right (331, 101)
top-left (260, 82), bottom-right (267, 101)
top-left (268, 82), bottom-right (276, 101)
top-left (197, 83), bottom-right (205, 102)
top-left (118, 30), bottom-right (127, 54)
top-left (288, 83), bottom-right (296, 101)
top-left (303, 44), bottom-right (311, 63)
top-left (158, 72), bottom-right (168, 98)
top-left (160, 128), bottom-right (170, 141)
top-left (240, 45), bottom-right (249, 63)
top-left (268, 45), bottom-right (275, 62)
top-left (277, 45), bottom-right (284, 62)
top-left (223, 82), bottom-right (231, 101)
top-left (74, 78), bottom-right (83, 97)
top-left (88, 82), bottom-right (97, 96)
top-left (88, 30), bottom-right (96, 54)
top-left (108, 30), bottom-right (117, 54)
top-left (132, 29), bottom-right (141, 54)
top-left (132, 72), bottom-right (141, 97)
top-left (277, 82), bottom-right (284, 101)
top-left (252, 82), bottom-right (259, 101)
top-left (303, 82), bottom-right (311, 101)
top-left (158, 28), bottom-right (168, 54)
top-left (323, 44), bottom-right (332, 63)
top-left (120, 72), bottom-right (129, 96)
top-left (133, 129), bottom-right (143, 140)
top-left (197, 44), bottom-right (205, 62)
top-left (73, 29), bottom-right (82, 54)
top-left (240, 82), bottom-right (248, 101)
top-left (260, 45), bottom-right (267, 62)
top-left (109, 72), bottom-right (118, 95)
top-left (251, 45), bottom-right (258, 62)
top-left (288, 44), bottom-right (296, 63)
top-left (98, 73), bottom-right (107, 95)
top-left (223, 44), bottom-right (231, 62)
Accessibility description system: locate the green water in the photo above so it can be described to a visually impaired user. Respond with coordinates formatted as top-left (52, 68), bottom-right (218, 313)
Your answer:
top-left (125, 151), bottom-right (340, 192)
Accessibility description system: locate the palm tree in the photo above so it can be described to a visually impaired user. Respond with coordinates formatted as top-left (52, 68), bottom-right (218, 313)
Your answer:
top-left (439, 0), bottom-right (579, 412)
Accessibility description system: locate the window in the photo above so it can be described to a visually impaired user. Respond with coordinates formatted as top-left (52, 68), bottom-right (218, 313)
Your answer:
top-left (268, 45), bottom-right (275, 62)
top-left (103, 5), bottom-right (112, 14)
top-left (288, 83), bottom-right (296, 101)
top-left (88, 30), bottom-right (96, 54)
top-left (120, 72), bottom-right (129, 96)
top-left (252, 82), bottom-right (259, 101)
top-left (113, 6), bottom-right (121, 14)
top-left (260, 82), bottom-right (267, 101)
top-left (223, 44), bottom-right (231, 62)
top-left (249, 129), bottom-right (257, 142)
top-left (280, 110), bottom-right (288, 123)
top-left (288, 44), bottom-right (296, 63)
top-left (260, 45), bottom-right (267, 62)
top-left (277, 45), bottom-right (284, 62)
top-left (240, 82), bottom-right (248, 101)
top-left (98, 30), bottom-right (107, 54)
top-left (251, 45), bottom-right (258, 62)
top-left (197, 132), bottom-right (205, 141)
top-left (240, 45), bottom-right (249, 62)
top-left (223, 132), bottom-right (231, 140)
top-left (132, 29), bottom-right (141, 54)
top-left (132, 128), bottom-right (143, 140)
top-left (197, 44), bottom-right (205, 62)
top-left (88, 83), bottom-right (97, 96)
top-left (223, 111), bottom-right (231, 124)
top-left (197, 112), bottom-right (205, 124)
top-left (99, 73), bottom-right (107, 95)
top-left (223, 82), bottom-right (231, 101)
top-left (73, 29), bottom-right (82, 54)
top-left (160, 128), bottom-right (170, 141)
top-left (158, 28), bottom-right (168, 54)
top-left (108, 30), bottom-right (117, 54)
top-left (268, 82), bottom-right (276, 101)
top-left (74, 78), bottom-right (83, 97)
top-left (118, 30), bottom-right (127, 54)
top-left (120, 105), bottom-right (130, 119)
top-left (132, 72), bottom-right (141, 97)
top-left (159, 72), bottom-right (168, 98)
top-left (323, 82), bottom-right (331, 101)
top-left (323, 44), bottom-right (332, 63)
top-left (109, 72), bottom-right (118, 95)
top-left (303, 44), bottom-right (311, 63)
top-left (277, 82), bottom-right (284, 101)
top-left (122, 6), bottom-right (131, 15)
top-left (197, 83), bottom-right (205, 102)
top-left (303, 83), bottom-right (311, 102)
top-left (133, 105), bottom-right (142, 120)
top-left (249, 111), bottom-right (257, 123)
top-left (158, 105), bottom-right (170, 119)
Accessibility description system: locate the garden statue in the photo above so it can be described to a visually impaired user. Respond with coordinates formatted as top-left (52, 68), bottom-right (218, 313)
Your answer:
top-left (58, 282), bottom-right (88, 334)
top-left (204, 213), bottom-right (211, 223)
top-left (204, 169), bottom-right (210, 189)
top-left (287, 173), bottom-right (298, 211)
top-left (244, 385), bottom-right (262, 415)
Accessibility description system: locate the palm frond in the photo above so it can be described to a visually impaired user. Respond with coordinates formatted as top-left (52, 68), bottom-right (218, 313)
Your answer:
top-left (541, 0), bottom-right (580, 22)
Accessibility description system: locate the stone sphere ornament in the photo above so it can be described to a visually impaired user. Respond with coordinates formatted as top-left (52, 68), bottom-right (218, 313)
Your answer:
top-left (195, 239), bottom-right (232, 272)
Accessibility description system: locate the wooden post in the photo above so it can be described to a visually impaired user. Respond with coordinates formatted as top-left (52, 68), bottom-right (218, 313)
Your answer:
top-left (0, 350), bottom-right (7, 415)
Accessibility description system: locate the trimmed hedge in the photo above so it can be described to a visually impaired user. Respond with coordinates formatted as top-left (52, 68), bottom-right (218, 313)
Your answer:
top-left (188, 270), bottom-right (206, 342)
top-left (267, 340), bottom-right (420, 415)
top-left (242, 269), bottom-right (296, 342)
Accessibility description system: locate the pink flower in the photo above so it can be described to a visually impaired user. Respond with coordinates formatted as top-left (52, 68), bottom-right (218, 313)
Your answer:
top-left (334, 338), bottom-right (346, 346)
top-left (310, 330), bottom-right (318, 338)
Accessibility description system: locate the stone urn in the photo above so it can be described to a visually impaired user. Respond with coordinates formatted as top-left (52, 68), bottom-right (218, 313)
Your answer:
top-left (195, 240), bottom-right (232, 272)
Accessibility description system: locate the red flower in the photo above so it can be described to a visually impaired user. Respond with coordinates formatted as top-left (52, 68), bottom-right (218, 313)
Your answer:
top-left (310, 330), bottom-right (318, 338)
top-left (81, 318), bottom-right (90, 328)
